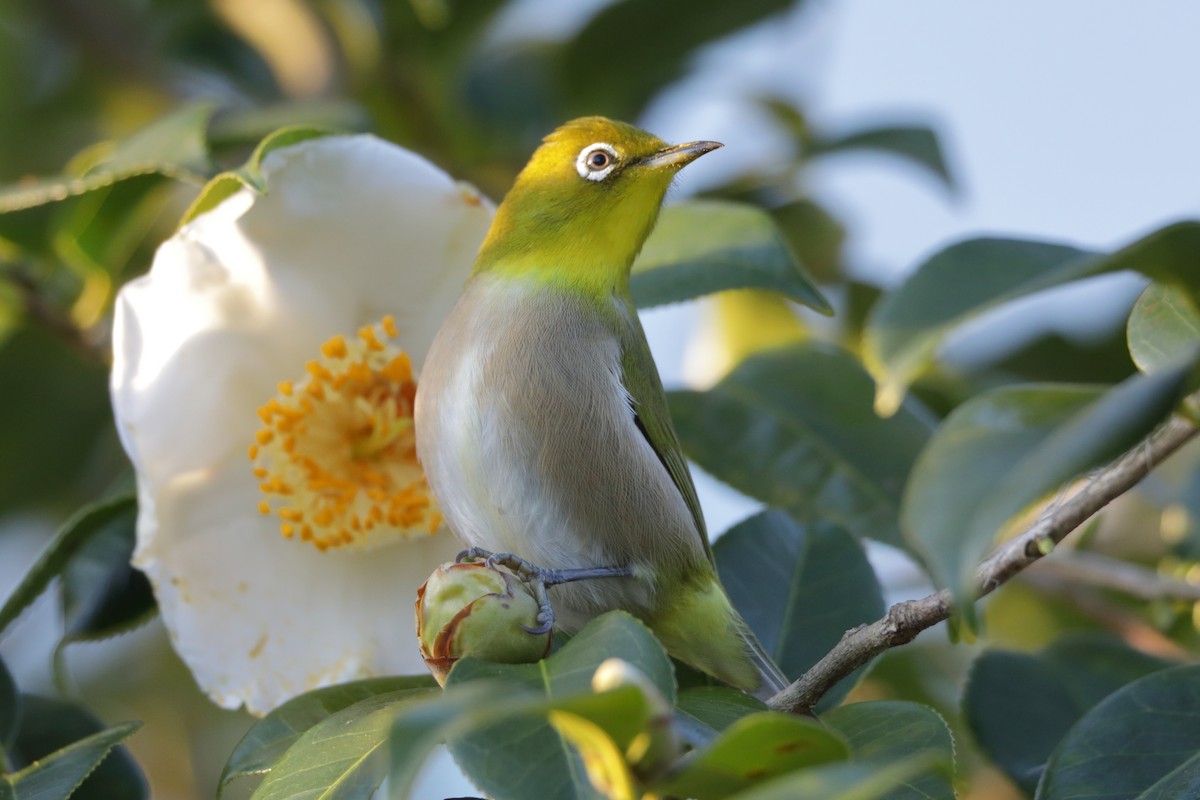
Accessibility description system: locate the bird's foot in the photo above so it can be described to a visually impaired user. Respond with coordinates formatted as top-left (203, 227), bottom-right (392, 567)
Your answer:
top-left (455, 548), bottom-right (634, 636)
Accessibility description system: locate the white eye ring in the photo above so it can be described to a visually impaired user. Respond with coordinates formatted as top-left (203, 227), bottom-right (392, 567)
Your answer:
top-left (576, 142), bottom-right (618, 181)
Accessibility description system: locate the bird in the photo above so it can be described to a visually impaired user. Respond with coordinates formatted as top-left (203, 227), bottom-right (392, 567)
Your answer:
top-left (414, 116), bottom-right (788, 699)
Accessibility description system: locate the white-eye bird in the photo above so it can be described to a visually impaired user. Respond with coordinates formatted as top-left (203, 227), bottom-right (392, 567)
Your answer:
top-left (414, 116), bottom-right (788, 698)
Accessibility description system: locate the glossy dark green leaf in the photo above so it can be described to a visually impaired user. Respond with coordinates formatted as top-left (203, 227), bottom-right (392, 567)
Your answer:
top-left (6, 696), bottom-right (144, 800)
top-left (249, 689), bottom-right (435, 800)
top-left (60, 498), bottom-right (155, 644)
top-left (179, 125), bottom-right (334, 225)
top-left (823, 701), bottom-right (956, 800)
top-left (809, 125), bottom-right (953, 190)
top-left (714, 512), bottom-right (884, 709)
top-left (0, 495), bottom-right (135, 637)
top-left (219, 676), bottom-right (437, 792)
top-left (652, 712), bottom-right (848, 800)
top-left (0, 103), bottom-right (213, 213)
top-left (670, 344), bottom-right (934, 554)
top-left (675, 687), bottom-right (765, 745)
top-left (1037, 665), bottom-right (1200, 799)
top-left (1128, 281), bottom-right (1200, 377)
top-left (0, 325), bottom-right (118, 515)
top-left (903, 363), bottom-right (1192, 619)
top-left (560, 0), bottom-right (800, 119)
top-left (730, 753), bottom-right (952, 800)
top-left (965, 636), bottom-right (1174, 794)
top-left (445, 612), bottom-right (674, 800)
top-left (51, 175), bottom-right (175, 282)
top-left (865, 221), bottom-right (1200, 415)
top-left (0, 656), bottom-right (16, 755)
top-left (631, 201), bottom-right (831, 313)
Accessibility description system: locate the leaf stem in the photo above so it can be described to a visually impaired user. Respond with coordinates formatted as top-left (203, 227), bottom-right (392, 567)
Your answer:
top-left (767, 410), bottom-right (1200, 715)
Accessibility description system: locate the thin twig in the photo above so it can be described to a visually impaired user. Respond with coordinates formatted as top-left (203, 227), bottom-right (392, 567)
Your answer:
top-left (767, 413), bottom-right (1200, 715)
top-left (1029, 550), bottom-right (1200, 603)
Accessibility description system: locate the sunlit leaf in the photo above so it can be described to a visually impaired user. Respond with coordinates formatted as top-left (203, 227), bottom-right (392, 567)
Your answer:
top-left (631, 201), bottom-right (831, 313)
top-left (1128, 281), bottom-right (1200, 378)
top-left (180, 126), bottom-right (335, 225)
top-left (714, 511), bottom-right (884, 709)
top-left (823, 701), bottom-right (956, 800)
top-left (730, 753), bottom-right (952, 800)
top-left (0, 104), bottom-right (213, 213)
top-left (670, 344), bottom-right (934, 554)
top-left (249, 689), bottom-right (433, 800)
top-left (1037, 665), bottom-right (1200, 799)
top-left (547, 712), bottom-right (637, 800)
top-left (444, 612), bottom-right (673, 800)
top-left (906, 362), bottom-right (1192, 623)
top-left (220, 676), bottom-right (436, 793)
top-left (865, 221), bottom-right (1200, 415)
top-left (652, 713), bottom-right (848, 800)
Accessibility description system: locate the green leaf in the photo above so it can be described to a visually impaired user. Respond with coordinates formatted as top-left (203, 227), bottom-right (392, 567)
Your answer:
top-left (1037, 665), bottom-right (1200, 800)
top-left (60, 499), bottom-right (155, 644)
top-left (445, 612), bottom-right (674, 800)
top-left (903, 363), bottom-right (1193, 620)
top-left (0, 495), bottom-right (135, 637)
top-left (630, 201), bottom-right (831, 313)
top-left (0, 325), bottom-right (118, 515)
top-left (560, 0), bottom-right (801, 119)
top-left (4, 697), bottom-right (143, 800)
top-left (179, 125), bottom-right (335, 226)
top-left (1128, 281), bottom-right (1200, 377)
top-left (670, 344), bottom-right (934, 554)
top-left (220, 676), bottom-right (436, 792)
top-left (823, 701), bottom-right (956, 800)
top-left (0, 103), bottom-right (213, 213)
top-left (965, 636), bottom-right (1174, 794)
top-left (714, 512), bottom-right (884, 709)
top-left (865, 221), bottom-right (1200, 415)
top-left (730, 753), bottom-right (952, 800)
top-left (769, 199), bottom-right (847, 283)
top-left (249, 689), bottom-right (436, 800)
top-left (675, 687), bottom-right (765, 745)
top-left (652, 712), bottom-right (849, 800)
top-left (0, 657), bottom-right (16, 756)
top-left (809, 125), bottom-right (953, 190)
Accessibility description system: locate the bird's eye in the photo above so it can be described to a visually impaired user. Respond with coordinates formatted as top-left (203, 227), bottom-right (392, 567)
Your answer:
top-left (576, 142), bottom-right (618, 181)
top-left (586, 150), bottom-right (611, 170)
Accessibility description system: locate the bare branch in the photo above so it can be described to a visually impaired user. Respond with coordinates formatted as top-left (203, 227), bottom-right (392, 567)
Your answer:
top-left (767, 413), bottom-right (1200, 715)
top-left (1028, 550), bottom-right (1200, 603)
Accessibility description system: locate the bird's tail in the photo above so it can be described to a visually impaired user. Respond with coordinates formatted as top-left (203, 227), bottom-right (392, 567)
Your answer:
top-left (734, 618), bottom-right (789, 702)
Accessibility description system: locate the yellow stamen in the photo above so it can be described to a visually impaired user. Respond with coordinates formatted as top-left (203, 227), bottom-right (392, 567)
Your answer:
top-left (249, 317), bottom-right (443, 552)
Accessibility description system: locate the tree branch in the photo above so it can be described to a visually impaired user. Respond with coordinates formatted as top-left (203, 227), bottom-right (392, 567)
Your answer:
top-left (1028, 550), bottom-right (1200, 603)
top-left (766, 412), bottom-right (1200, 715)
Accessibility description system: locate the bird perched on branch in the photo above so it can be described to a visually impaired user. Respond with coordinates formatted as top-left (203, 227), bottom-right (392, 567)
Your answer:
top-left (415, 116), bottom-right (788, 699)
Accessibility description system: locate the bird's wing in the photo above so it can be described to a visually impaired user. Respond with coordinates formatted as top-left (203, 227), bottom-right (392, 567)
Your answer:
top-left (618, 315), bottom-right (713, 562)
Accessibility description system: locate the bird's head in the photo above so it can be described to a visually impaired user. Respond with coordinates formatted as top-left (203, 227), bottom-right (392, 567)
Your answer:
top-left (474, 116), bottom-right (721, 290)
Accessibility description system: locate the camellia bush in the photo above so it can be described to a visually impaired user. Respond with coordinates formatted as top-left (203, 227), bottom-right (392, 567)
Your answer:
top-left (1, 2), bottom-right (1199, 800)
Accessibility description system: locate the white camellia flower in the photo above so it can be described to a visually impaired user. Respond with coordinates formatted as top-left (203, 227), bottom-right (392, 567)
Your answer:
top-left (110, 134), bottom-right (494, 714)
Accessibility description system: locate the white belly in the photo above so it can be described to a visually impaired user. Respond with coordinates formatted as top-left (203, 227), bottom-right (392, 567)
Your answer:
top-left (414, 275), bottom-right (705, 627)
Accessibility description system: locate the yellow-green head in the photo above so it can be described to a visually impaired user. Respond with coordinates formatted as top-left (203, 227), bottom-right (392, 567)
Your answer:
top-left (474, 116), bottom-right (721, 289)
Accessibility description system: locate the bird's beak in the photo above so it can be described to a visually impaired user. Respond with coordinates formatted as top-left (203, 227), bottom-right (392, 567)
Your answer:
top-left (638, 140), bottom-right (723, 170)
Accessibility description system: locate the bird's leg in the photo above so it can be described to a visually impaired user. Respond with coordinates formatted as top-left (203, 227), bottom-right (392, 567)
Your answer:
top-left (455, 548), bottom-right (633, 635)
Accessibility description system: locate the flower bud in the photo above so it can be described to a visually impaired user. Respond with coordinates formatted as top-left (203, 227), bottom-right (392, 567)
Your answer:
top-left (414, 561), bottom-right (552, 684)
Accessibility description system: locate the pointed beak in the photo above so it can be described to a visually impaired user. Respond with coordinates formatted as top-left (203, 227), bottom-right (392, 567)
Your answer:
top-left (638, 140), bottom-right (723, 170)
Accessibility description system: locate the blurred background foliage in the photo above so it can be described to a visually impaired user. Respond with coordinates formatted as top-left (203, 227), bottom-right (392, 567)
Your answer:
top-left (0, 1), bottom-right (1197, 799)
